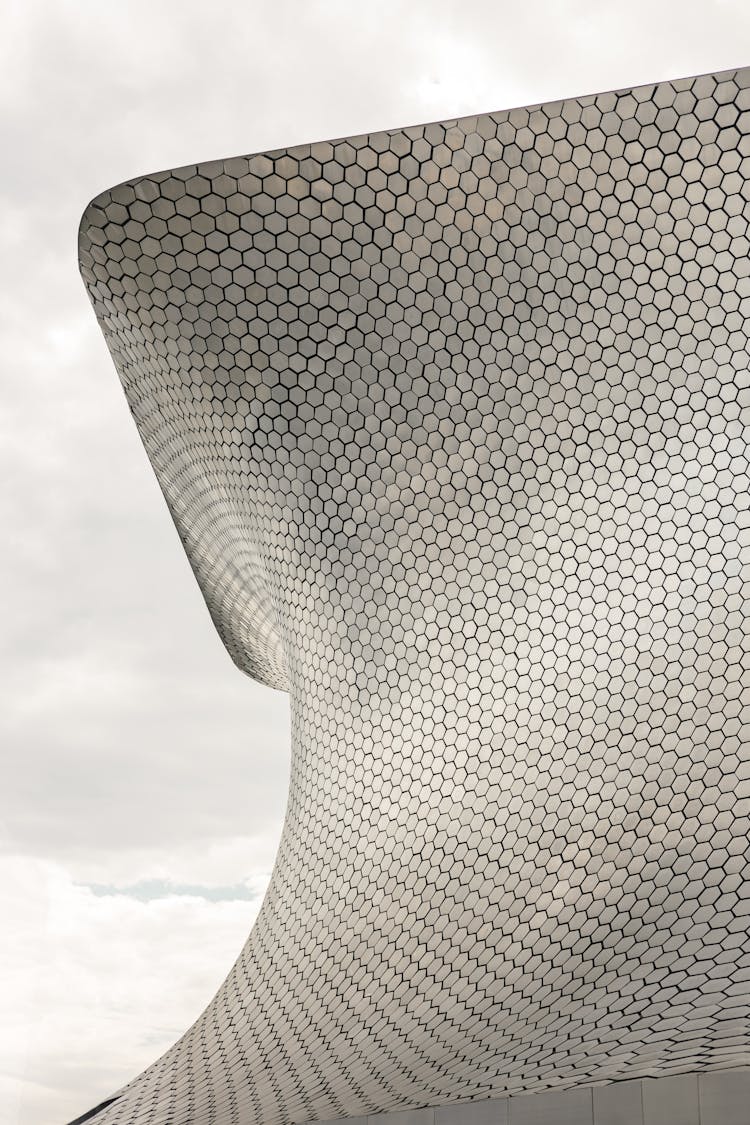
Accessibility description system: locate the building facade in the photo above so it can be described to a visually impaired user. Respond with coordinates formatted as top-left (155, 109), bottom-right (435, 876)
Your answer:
top-left (76, 66), bottom-right (750, 1125)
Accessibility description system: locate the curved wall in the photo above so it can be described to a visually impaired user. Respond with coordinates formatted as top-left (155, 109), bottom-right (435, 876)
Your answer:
top-left (77, 66), bottom-right (750, 1125)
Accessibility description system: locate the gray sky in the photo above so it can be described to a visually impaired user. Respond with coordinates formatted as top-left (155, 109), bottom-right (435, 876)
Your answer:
top-left (4, 2), bottom-right (750, 1123)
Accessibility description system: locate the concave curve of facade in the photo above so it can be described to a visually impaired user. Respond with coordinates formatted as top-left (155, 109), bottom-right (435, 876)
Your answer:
top-left (76, 67), bottom-right (750, 1125)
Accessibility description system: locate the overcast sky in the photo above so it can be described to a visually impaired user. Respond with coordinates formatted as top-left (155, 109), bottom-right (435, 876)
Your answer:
top-left (4, 2), bottom-right (750, 1123)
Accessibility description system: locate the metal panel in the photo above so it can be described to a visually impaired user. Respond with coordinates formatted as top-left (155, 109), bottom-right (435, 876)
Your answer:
top-left (593, 1081), bottom-right (643, 1125)
top-left (508, 1087), bottom-right (593, 1125)
top-left (642, 1075), bottom-right (699, 1125)
top-left (435, 1099), bottom-right (509, 1125)
top-left (699, 1070), bottom-right (750, 1125)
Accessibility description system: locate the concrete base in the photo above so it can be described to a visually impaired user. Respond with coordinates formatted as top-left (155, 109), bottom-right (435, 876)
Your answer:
top-left (304, 1070), bottom-right (750, 1125)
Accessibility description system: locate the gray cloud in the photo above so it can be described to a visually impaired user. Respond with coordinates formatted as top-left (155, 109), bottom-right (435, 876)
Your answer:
top-left (83, 879), bottom-right (265, 902)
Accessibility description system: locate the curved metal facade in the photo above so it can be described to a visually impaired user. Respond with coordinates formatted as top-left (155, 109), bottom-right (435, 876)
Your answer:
top-left (77, 66), bottom-right (750, 1125)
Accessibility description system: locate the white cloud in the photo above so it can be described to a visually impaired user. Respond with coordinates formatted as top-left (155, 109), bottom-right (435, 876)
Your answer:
top-left (0, 856), bottom-right (265, 1125)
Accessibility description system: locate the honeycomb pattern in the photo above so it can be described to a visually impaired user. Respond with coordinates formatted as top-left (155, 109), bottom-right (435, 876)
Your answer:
top-left (77, 66), bottom-right (750, 1125)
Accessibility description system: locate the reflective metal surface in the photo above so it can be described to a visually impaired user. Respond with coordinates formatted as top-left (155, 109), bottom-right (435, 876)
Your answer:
top-left (77, 65), bottom-right (750, 1125)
